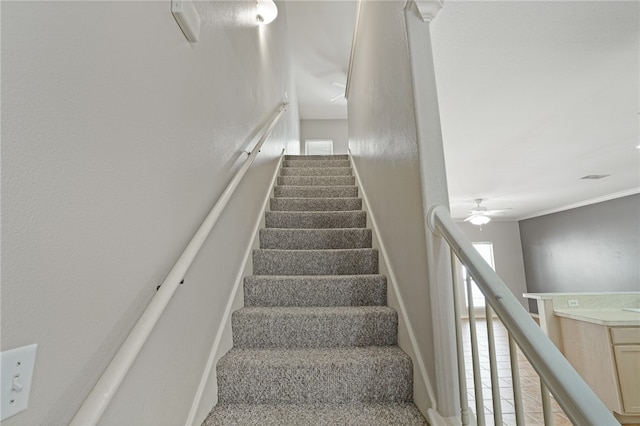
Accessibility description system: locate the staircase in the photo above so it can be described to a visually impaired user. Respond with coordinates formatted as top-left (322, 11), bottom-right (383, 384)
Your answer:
top-left (205, 155), bottom-right (427, 425)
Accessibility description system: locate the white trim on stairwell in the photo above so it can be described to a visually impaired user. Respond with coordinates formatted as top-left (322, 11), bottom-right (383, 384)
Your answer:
top-left (185, 151), bottom-right (285, 426)
top-left (348, 151), bottom-right (441, 422)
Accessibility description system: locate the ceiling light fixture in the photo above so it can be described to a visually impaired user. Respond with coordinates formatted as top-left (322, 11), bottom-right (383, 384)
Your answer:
top-left (257, 0), bottom-right (278, 25)
top-left (468, 214), bottom-right (491, 226)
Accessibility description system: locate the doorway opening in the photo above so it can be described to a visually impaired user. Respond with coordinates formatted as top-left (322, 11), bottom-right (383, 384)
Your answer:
top-left (305, 139), bottom-right (334, 155)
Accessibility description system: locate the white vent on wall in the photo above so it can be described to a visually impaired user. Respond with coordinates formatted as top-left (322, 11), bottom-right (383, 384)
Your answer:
top-left (305, 140), bottom-right (334, 156)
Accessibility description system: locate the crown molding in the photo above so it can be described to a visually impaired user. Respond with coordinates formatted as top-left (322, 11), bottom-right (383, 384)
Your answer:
top-left (518, 187), bottom-right (640, 221)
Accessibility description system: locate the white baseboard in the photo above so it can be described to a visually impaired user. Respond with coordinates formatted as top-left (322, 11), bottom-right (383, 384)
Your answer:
top-left (428, 408), bottom-right (465, 426)
top-left (349, 151), bottom-right (438, 415)
top-left (184, 153), bottom-right (284, 426)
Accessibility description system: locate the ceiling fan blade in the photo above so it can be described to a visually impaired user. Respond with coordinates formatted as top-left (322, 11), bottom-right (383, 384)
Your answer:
top-left (483, 208), bottom-right (513, 215)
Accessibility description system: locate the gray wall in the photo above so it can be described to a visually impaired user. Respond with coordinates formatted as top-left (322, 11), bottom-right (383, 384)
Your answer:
top-left (1, 2), bottom-right (298, 425)
top-left (299, 119), bottom-right (349, 154)
top-left (519, 194), bottom-right (640, 311)
top-left (348, 0), bottom-right (436, 416)
top-left (456, 221), bottom-right (529, 309)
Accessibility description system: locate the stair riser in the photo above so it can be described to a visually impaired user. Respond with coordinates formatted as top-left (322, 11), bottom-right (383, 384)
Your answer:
top-left (253, 249), bottom-right (379, 275)
top-left (284, 155), bottom-right (349, 161)
top-left (274, 186), bottom-right (358, 198)
top-left (207, 403), bottom-right (428, 426)
top-left (217, 354), bottom-right (412, 404)
top-left (283, 160), bottom-right (350, 168)
top-left (243, 276), bottom-right (387, 307)
top-left (277, 176), bottom-right (355, 186)
top-left (279, 167), bottom-right (353, 176)
top-left (265, 211), bottom-right (366, 229)
top-left (270, 197), bottom-right (362, 212)
top-left (232, 308), bottom-right (397, 348)
top-left (260, 229), bottom-right (372, 249)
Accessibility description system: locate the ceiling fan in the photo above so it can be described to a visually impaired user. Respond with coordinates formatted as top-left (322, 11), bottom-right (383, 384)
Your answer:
top-left (330, 81), bottom-right (346, 102)
top-left (464, 199), bottom-right (510, 226)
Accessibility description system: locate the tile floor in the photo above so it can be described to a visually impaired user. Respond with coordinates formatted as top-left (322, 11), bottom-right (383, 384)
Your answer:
top-left (461, 318), bottom-right (572, 426)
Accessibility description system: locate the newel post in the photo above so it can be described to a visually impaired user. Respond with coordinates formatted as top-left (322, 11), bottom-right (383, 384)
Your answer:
top-left (404, 0), bottom-right (461, 420)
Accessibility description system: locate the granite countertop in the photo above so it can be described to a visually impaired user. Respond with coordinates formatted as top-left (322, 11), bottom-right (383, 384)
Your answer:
top-left (554, 309), bottom-right (640, 326)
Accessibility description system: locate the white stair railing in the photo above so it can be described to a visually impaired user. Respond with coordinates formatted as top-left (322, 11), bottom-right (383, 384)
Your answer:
top-left (70, 102), bottom-right (288, 426)
top-left (428, 204), bottom-right (619, 426)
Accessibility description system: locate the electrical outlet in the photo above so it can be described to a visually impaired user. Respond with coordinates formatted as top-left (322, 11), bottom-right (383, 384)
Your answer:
top-left (567, 299), bottom-right (580, 307)
top-left (1, 344), bottom-right (37, 421)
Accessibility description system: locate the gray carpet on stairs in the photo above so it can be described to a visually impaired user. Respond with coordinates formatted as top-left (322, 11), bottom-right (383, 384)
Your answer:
top-left (205, 155), bottom-right (427, 425)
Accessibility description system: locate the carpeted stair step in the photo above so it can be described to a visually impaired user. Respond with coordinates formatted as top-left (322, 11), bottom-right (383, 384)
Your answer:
top-left (270, 197), bottom-right (362, 212)
top-left (274, 185), bottom-right (358, 198)
top-left (282, 160), bottom-right (350, 168)
top-left (279, 167), bottom-right (353, 176)
top-left (243, 275), bottom-right (387, 307)
top-left (284, 154), bottom-right (350, 161)
top-left (277, 175), bottom-right (355, 186)
top-left (207, 154), bottom-right (427, 425)
top-left (265, 211), bottom-right (366, 229)
top-left (260, 228), bottom-right (371, 249)
top-left (232, 306), bottom-right (397, 348)
top-left (253, 248), bottom-right (378, 275)
top-left (216, 346), bottom-right (413, 404)
top-left (205, 402), bottom-right (428, 425)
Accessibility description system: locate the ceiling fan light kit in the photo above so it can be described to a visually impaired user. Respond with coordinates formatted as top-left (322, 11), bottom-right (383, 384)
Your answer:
top-left (468, 214), bottom-right (491, 226)
top-left (462, 198), bottom-right (510, 227)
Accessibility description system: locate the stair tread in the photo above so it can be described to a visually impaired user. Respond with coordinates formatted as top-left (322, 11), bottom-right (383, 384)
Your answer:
top-left (205, 403), bottom-right (427, 425)
top-left (235, 305), bottom-right (395, 315)
top-left (253, 249), bottom-right (378, 276)
top-left (280, 167), bottom-right (353, 176)
top-left (245, 273), bottom-right (385, 279)
top-left (277, 176), bottom-right (355, 186)
top-left (255, 248), bottom-right (376, 253)
top-left (284, 154), bottom-right (349, 160)
top-left (260, 228), bottom-right (372, 249)
top-left (274, 185), bottom-right (358, 198)
top-left (283, 160), bottom-right (350, 168)
top-left (219, 345), bottom-right (409, 367)
top-left (232, 306), bottom-right (397, 348)
top-left (217, 346), bottom-right (413, 404)
top-left (265, 210), bottom-right (367, 229)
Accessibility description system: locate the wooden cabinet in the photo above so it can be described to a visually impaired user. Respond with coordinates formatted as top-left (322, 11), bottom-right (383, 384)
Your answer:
top-left (613, 344), bottom-right (640, 414)
top-left (558, 318), bottom-right (640, 423)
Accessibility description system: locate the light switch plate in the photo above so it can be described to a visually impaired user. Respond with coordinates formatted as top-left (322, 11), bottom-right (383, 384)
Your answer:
top-left (1, 344), bottom-right (37, 421)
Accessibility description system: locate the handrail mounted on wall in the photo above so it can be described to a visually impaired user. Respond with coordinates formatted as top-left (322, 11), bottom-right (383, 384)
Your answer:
top-left (70, 102), bottom-right (289, 426)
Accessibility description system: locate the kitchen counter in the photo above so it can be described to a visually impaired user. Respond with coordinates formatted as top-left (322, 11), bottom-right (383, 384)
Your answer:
top-left (523, 292), bottom-right (640, 349)
top-left (554, 308), bottom-right (640, 326)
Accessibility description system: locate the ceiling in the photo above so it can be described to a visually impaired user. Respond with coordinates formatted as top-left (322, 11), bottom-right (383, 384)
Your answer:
top-left (285, 0), bottom-right (640, 221)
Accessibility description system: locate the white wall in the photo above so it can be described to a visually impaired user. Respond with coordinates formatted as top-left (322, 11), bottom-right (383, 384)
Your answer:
top-left (455, 221), bottom-right (529, 310)
top-left (1, 2), bottom-right (298, 425)
top-left (348, 1), bottom-right (437, 417)
top-left (299, 119), bottom-right (349, 154)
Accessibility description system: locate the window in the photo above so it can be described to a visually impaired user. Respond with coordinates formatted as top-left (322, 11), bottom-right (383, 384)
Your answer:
top-left (461, 242), bottom-right (495, 309)
top-left (305, 140), bottom-right (333, 155)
